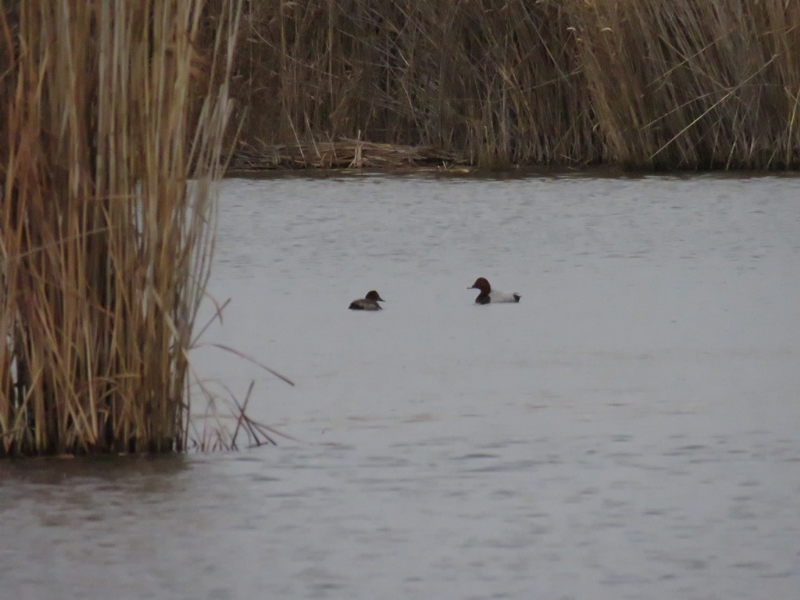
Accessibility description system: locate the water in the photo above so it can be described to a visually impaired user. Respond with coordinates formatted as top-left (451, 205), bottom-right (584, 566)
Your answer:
top-left (2, 173), bottom-right (800, 599)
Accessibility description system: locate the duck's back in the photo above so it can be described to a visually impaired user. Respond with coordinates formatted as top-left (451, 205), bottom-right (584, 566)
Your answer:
top-left (349, 299), bottom-right (382, 310)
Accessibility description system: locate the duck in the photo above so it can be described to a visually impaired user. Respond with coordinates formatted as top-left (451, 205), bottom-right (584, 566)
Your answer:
top-left (348, 290), bottom-right (385, 311)
top-left (468, 277), bottom-right (520, 305)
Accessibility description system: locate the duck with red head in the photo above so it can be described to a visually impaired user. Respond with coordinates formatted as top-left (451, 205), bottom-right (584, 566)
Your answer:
top-left (349, 290), bottom-right (385, 311)
top-left (468, 277), bottom-right (520, 305)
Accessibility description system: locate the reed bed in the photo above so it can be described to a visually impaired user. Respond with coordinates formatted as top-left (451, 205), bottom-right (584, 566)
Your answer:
top-left (0, 0), bottom-right (244, 456)
top-left (574, 0), bottom-right (800, 168)
top-left (223, 0), bottom-right (800, 170)
top-left (224, 0), bottom-right (596, 168)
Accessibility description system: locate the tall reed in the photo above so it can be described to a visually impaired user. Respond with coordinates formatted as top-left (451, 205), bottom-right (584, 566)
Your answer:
top-left (223, 0), bottom-right (800, 169)
top-left (227, 0), bottom-right (599, 167)
top-left (574, 0), bottom-right (800, 168)
top-left (0, 0), bottom-right (241, 455)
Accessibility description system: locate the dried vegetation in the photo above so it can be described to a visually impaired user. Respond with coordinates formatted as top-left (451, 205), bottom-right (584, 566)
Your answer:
top-left (223, 0), bottom-right (800, 170)
top-left (0, 0), bottom-right (247, 455)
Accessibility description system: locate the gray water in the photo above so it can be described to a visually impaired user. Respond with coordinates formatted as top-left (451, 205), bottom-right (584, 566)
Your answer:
top-left (2, 173), bottom-right (799, 600)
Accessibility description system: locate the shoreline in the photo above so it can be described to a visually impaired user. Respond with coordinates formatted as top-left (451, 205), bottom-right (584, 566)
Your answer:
top-left (224, 141), bottom-right (800, 178)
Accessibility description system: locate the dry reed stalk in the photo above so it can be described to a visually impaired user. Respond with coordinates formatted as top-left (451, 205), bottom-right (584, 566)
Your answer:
top-left (0, 0), bottom-right (243, 455)
top-left (221, 0), bottom-right (600, 168)
top-left (220, 0), bottom-right (800, 170)
top-left (574, 0), bottom-right (800, 168)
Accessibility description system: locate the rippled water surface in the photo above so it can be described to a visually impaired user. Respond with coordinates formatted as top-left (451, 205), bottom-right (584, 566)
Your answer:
top-left (2, 173), bottom-right (800, 599)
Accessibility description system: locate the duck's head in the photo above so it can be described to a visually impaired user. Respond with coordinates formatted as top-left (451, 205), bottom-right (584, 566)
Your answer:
top-left (365, 290), bottom-right (385, 302)
top-left (468, 278), bottom-right (491, 294)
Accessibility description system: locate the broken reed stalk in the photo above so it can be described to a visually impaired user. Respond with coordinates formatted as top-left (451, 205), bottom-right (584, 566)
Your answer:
top-left (224, 0), bottom-right (800, 170)
top-left (0, 0), bottom-right (243, 456)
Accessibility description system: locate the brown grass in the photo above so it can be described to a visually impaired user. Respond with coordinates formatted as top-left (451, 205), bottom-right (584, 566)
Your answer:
top-left (223, 0), bottom-right (598, 168)
top-left (220, 0), bottom-right (800, 170)
top-left (0, 0), bottom-right (242, 455)
top-left (575, 0), bottom-right (800, 169)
